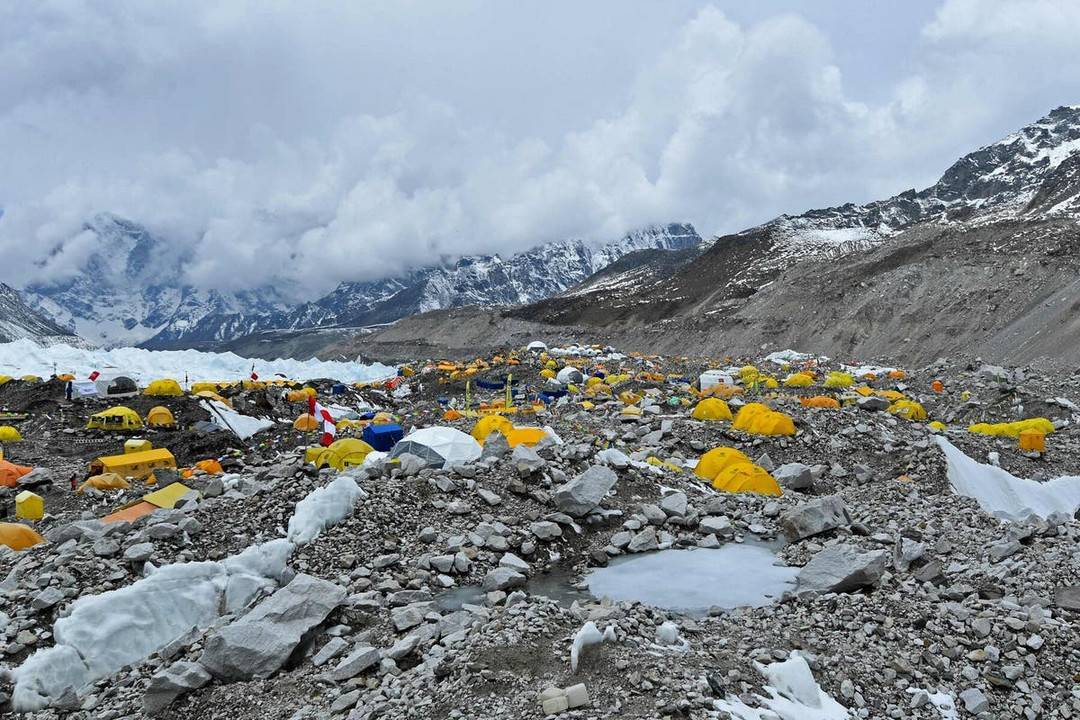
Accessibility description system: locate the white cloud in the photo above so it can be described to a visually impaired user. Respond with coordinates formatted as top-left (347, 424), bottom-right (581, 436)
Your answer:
top-left (0, 1), bottom-right (1078, 296)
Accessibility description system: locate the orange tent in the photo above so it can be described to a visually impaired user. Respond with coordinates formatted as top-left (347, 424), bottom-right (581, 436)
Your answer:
top-left (0, 460), bottom-right (33, 488)
top-left (103, 501), bottom-right (157, 525)
top-left (0, 522), bottom-right (44, 551)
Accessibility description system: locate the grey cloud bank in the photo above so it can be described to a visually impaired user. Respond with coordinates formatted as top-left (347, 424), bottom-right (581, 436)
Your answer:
top-left (1, 0), bottom-right (1078, 296)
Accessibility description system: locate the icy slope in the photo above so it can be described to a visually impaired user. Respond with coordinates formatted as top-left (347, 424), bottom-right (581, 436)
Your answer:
top-left (0, 339), bottom-right (396, 383)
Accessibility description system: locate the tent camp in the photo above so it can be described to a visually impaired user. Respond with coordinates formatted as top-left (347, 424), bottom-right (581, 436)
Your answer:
top-left (390, 427), bottom-right (481, 469)
top-left (95, 375), bottom-right (139, 398)
top-left (144, 379), bottom-right (183, 397)
top-left (86, 406), bottom-right (143, 431)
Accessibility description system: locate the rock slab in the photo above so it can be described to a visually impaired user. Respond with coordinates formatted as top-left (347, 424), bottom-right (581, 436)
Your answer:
top-left (199, 574), bottom-right (346, 680)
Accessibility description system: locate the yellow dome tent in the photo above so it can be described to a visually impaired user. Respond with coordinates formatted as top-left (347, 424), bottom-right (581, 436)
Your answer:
top-left (690, 398), bottom-right (733, 422)
top-left (711, 463), bottom-right (782, 496)
top-left (733, 403), bottom-right (796, 436)
top-left (0, 426), bottom-right (23, 442)
top-left (86, 406), bottom-right (143, 431)
top-left (693, 447), bottom-right (752, 482)
top-left (0, 375), bottom-right (11, 385)
top-left (783, 373), bottom-right (814, 388)
top-left (78, 473), bottom-right (131, 493)
top-left (144, 379), bottom-right (184, 397)
top-left (0, 522), bottom-right (44, 551)
top-left (823, 371), bottom-right (854, 389)
top-left (315, 438), bottom-right (375, 471)
top-left (146, 406), bottom-right (176, 428)
top-left (372, 412), bottom-right (395, 425)
top-left (293, 413), bottom-right (320, 432)
top-left (888, 400), bottom-right (927, 421)
top-left (471, 415), bottom-right (514, 443)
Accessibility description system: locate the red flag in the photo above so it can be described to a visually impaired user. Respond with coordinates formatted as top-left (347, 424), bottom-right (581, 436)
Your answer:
top-left (250, 363), bottom-right (258, 381)
top-left (308, 395), bottom-right (336, 446)
top-left (88, 371), bottom-right (100, 381)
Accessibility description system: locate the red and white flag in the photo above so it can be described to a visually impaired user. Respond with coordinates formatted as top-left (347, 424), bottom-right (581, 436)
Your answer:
top-left (308, 396), bottom-right (336, 446)
top-left (250, 363), bottom-right (258, 381)
top-left (88, 370), bottom-right (100, 381)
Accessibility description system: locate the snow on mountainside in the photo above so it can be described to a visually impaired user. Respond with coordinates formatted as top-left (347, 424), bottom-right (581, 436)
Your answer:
top-left (143, 222), bottom-right (702, 348)
top-left (21, 215), bottom-right (699, 349)
top-left (0, 283), bottom-right (84, 346)
top-left (515, 105), bottom-right (1080, 327)
top-left (24, 215), bottom-right (297, 348)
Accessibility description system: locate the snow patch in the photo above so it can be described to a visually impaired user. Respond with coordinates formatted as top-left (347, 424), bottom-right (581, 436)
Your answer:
top-left (12, 539), bottom-right (293, 710)
top-left (937, 437), bottom-right (1080, 521)
top-left (287, 475), bottom-right (368, 544)
top-left (12, 470), bottom-right (366, 710)
top-left (713, 652), bottom-right (850, 719)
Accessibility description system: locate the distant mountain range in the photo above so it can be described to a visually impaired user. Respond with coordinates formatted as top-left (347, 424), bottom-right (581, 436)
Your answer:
top-left (19, 217), bottom-right (701, 349)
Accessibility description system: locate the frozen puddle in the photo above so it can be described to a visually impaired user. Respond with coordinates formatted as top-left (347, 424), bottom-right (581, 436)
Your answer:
top-left (586, 545), bottom-right (797, 615)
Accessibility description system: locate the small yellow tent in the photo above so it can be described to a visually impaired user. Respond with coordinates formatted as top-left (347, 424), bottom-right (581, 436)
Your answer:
top-left (0, 426), bottom-right (23, 442)
top-left (693, 447), bottom-right (752, 482)
top-left (293, 413), bottom-right (320, 432)
top-left (711, 463), bottom-right (782, 496)
top-left (146, 406), bottom-right (176, 428)
top-left (144, 378), bottom-right (184, 397)
top-left (78, 472), bottom-right (131, 493)
top-left (690, 398), bottom-right (733, 422)
top-left (733, 403), bottom-right (795, 436)
top-left (86, 406), bottom-right (143, 431)
top-left (823, 371), bottom-right (854, 389)
top-left (505, 427), bottom-right (547, 447)
top-left (471, 415), bottom-right (514, 443)
top-left (888, 400), bottom-right (927, 421)
top-left (315, 438), bottom-right (374, 470)
top-left (783, 373), bottom-right (814, 388)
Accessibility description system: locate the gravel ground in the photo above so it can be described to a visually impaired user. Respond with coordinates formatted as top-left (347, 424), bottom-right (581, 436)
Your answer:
top-left (0, 349), bottom-right (1078, 719)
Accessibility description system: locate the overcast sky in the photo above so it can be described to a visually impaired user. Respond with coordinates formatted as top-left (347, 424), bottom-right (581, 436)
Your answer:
top-left (2, 0), bottom-right (1079, 296)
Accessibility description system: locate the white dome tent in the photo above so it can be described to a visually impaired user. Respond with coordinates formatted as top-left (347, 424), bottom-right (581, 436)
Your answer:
top-left (555, 366), bottom-right (584, 385)
top-left (390, 427), bottom-right (482, 469)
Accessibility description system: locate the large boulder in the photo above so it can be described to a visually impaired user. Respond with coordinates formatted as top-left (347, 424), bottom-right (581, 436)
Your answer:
top-left (143, 661), bottom-right (212, 715)
top-left (773, 463), bottom-right (813, 491)
top-left (512, 445), bottom-right (546, 476)
top-left (781, 495), bottom-right (849, 541)
top-left (482, 567), bottom-right (526, 592)
top-left (199, 574), bottom-right (346, 680)
top-left (798, 544), bottom-right (888, 593)
top-left (552, 465), bottom-right (618, 517)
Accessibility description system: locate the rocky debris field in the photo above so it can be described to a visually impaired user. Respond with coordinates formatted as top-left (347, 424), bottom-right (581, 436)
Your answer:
top-left (0, 347), bottom-right (1079, 720)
